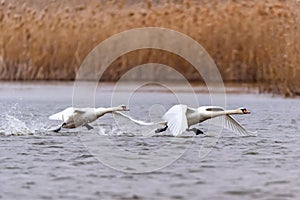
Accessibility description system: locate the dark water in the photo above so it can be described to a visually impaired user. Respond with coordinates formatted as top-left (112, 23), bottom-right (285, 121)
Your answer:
top-left (1, 82), bottom-right (300, 200)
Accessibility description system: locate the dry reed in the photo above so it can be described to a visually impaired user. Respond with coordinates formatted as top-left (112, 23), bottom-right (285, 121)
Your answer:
top-left (0, 0), bottom-right (299, 96)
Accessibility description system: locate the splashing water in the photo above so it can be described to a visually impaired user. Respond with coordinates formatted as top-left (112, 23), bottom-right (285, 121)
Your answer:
top-left (0, 114), bottom-right (35, 136)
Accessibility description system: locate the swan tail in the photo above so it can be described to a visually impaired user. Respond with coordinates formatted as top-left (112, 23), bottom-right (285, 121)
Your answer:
top-left (113, 111), bottom-right (166, 126)
top-left (49, 107), bottom-right (74, 121)
top-left (49, 112), bottom-right (63, 121)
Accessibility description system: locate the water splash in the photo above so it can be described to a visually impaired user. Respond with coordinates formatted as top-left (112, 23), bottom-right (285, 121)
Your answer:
top-left (0, 114), bottom-right (35, 136)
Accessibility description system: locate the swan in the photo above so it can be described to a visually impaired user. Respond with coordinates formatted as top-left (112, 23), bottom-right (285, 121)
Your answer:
top-left (49, 105), bottom-right (129, 132)
top-left (114, 105), bottom-right (255, 137)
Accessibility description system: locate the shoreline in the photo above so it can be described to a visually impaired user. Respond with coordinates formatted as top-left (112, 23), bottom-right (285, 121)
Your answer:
top-left (0, 81), bottom-right (266, 95)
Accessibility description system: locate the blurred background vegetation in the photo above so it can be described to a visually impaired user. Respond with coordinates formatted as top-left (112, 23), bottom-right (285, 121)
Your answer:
top-left (0, 0), bottom-right (299, 96)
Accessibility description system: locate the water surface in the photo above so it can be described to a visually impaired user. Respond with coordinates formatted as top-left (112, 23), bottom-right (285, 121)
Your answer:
top-left (1, 82), bottom-right (300, 199)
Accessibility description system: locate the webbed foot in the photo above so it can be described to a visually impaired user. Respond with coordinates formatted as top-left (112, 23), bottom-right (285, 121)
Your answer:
top-left (155, 125), bottom-right (168, 133)
top-left (84, 124), bottom-right (94, 130)
top-left (188, 128), bottom-right (204, 135)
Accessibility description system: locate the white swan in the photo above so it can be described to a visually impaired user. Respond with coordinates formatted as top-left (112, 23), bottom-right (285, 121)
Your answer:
top-left (49, 105), bottom-right (129, 132)
top-left (115, 105), bottom-right (255, 137)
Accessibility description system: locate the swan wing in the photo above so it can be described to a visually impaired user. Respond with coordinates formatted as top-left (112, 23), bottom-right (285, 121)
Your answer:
top-left (224, 115), bottom-right (257, 136)
top-left (163, 105), bottom-right (188, 136)
top-left (49, 107), bottom-right (75, 122)
top-left (73, 108), bottom-right (86, 114)
top-left (113, 111), bottom-right (164, 126)
top-left (49, 112), bottom-right (64, 121)
top-left (210, 115), bottom-right (256, 136)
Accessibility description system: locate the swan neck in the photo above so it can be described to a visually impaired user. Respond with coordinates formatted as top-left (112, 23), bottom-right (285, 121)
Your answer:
top-left (224, 110), bottom-right (240, 115)
top-left (209, 110), bottom-right (240, 118)
top-left (95, 107), bottom-right (122, 116)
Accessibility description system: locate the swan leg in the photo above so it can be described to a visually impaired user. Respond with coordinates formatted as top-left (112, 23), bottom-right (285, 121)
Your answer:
top-left (51, 122), bottom-right (67, 132)
top-left (84, 124), bottom-right (94, 130)
top-left (52, 126), bottom-right (61, 132)
top-left (188, 128), bottom-right (204, 135)
top-left (155, 125), bottom-right (168, 133)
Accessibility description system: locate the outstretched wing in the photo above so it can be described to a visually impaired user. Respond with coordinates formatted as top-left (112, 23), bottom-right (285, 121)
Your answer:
top-left (163, 105), bottom-right (188, 137)
top-left (224, 115), bottom-right (257, 136)
top-left (49, 107), bottom-right (75, 122)
top-left (113, 111), bottom-right (165, 126)
top-left (210, 115), bottom-right (256, 136)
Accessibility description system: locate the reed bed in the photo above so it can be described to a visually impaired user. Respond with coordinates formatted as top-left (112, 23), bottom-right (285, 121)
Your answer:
top-left (0, 0), bottom-right (299, 96)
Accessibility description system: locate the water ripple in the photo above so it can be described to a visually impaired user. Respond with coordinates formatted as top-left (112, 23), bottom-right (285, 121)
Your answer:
top-left (1, 87), bottom-right (300, 199)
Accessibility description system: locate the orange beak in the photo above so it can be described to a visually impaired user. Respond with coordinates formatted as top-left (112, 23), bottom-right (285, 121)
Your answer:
top-left (243, 109), bottom-right (251, 114)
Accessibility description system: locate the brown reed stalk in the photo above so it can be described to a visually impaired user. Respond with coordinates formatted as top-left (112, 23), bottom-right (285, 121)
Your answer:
top-left (0, 0), bottom-right (299, 95)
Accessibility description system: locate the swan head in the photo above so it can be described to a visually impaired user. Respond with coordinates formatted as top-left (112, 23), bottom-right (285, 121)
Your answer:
top-left (119, 105), bottom-right (130, 111)
top-left (238, 107), bottom-right (250, 114)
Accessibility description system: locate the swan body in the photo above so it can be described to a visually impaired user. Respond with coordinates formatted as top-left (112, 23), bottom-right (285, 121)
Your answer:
top-left (115, 105), bottom-right (254, 137)
top-left (163, 105), bottom-right (252, 136)
top-left (49, 105), bottom-right (129, 132)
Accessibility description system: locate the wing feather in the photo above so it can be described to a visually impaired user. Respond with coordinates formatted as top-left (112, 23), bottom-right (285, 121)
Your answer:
top-left (210, 115), bottom-right (256, 136)
top-left (163, 105), bottom-right (188, 136)
top-left (224, 115), bottom-right (257, 136)
top-left (49, 107), bottom-right (75, 122)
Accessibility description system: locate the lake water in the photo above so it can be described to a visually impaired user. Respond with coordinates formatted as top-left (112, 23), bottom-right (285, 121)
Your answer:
top-left (1, 82), bottom-right (300, 200)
